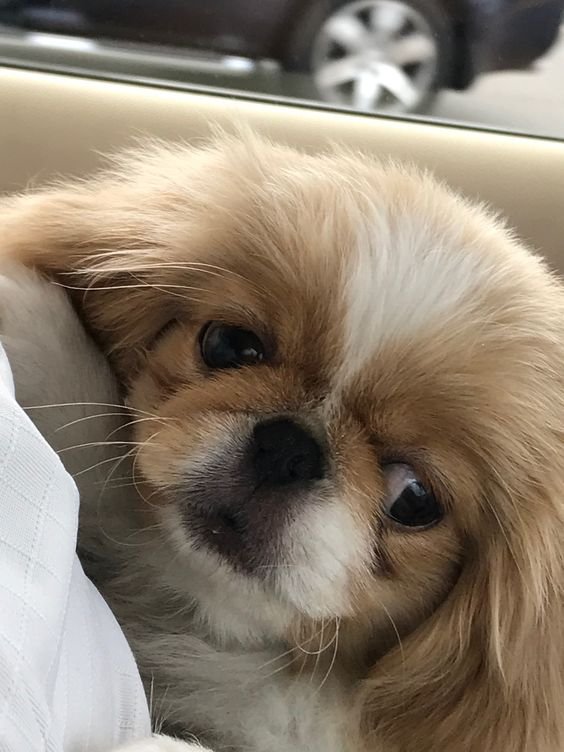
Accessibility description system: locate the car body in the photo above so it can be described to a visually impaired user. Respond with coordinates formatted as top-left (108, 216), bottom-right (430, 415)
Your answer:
top-left (0, 0), bottom-right (562, 112)
top-left (462, 0), bottom-right (564, 81)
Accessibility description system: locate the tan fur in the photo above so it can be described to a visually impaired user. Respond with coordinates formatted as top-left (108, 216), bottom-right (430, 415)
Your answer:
top-left (2, 132), bottom-right (564, 752)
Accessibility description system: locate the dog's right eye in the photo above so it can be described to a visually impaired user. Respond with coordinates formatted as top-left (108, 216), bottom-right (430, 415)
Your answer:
top-left (382, 463), bottom-right (443, 529)
top-left (199, 322), bottom-right (266, 370)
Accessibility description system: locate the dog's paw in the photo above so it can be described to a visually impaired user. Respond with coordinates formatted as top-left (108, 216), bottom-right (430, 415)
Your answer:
top-left (115, 735), bottom-right (212, 752)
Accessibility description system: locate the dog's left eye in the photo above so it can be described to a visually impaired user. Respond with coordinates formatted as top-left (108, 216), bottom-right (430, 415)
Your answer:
top-left (382, 463), bottom-right (443, 529)
top-left (200, 322), bottom-right (265, 369)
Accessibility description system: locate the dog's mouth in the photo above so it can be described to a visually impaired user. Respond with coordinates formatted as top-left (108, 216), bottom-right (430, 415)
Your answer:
top-left (197, 507), bottom-right (259, 566)
top-left (181, 490), bottom-right (290, 574)
top-left (204, 507), bottom-right (250, 546)
top-left (209, 509), bottom-right (244, 536)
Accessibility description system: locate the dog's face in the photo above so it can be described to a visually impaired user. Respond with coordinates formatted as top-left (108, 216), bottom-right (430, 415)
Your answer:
top-left (4, 134), bottom-right (564, 748)
top-left (125, 172), bottom-right (476, 637)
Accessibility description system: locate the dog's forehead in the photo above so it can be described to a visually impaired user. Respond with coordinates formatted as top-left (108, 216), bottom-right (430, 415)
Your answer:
top-left (334, 209), bottom-right (494, 388)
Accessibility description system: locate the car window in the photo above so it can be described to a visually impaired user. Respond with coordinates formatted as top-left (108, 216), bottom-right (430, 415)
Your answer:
top-left (0, 0), bottom-right (562, 139)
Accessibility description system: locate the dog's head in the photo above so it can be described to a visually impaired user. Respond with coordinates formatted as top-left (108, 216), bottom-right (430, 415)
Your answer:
top-left (4, 133), bottom-right (564, 750)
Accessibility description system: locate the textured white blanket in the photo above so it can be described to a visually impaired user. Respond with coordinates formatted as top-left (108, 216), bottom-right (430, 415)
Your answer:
top-left (0, 344), bottom-right (151, 751)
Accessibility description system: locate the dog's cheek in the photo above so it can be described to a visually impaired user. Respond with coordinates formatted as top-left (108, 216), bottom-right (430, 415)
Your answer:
top-left (127, 364), bottom-right (181, 416)
top-left (133, 407), bottom-right (243, 494)
top-left (363, 522), bottom-right (463, 631)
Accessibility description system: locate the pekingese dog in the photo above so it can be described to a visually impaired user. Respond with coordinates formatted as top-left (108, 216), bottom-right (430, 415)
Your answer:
top-left (1, 132), bottom-right (564, 752)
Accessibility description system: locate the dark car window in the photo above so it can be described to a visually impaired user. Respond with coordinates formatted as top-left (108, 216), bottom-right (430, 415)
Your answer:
top-left (0, 0), bottom-right (562, 138)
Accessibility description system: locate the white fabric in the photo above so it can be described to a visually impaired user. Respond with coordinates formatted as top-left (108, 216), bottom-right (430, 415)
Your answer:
top-left (0, 344), bottom-right (151, 751)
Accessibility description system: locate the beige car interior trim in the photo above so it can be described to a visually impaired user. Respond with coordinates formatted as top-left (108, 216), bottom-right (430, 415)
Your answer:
top-left (1, 66), bottom-right (563, 271)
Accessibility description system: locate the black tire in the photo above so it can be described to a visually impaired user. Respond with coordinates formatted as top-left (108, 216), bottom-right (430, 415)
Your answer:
top-left (283, 0), bottom-right (454, 114)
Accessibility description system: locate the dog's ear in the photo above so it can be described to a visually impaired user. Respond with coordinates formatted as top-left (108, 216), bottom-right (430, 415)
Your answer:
top-left (0, 166), bottom-right (198, 382)
top-left (358, 473), bottom-right (564, 751)
top-left (0, 135), bottom-right (279, 381)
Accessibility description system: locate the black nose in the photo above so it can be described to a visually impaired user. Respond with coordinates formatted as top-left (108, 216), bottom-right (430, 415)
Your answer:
top-left (251, 418), bottom-right (325, 487)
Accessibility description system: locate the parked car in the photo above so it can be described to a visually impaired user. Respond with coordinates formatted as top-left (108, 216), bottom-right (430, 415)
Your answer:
top-left (0, 0), bottom-right (562, 114)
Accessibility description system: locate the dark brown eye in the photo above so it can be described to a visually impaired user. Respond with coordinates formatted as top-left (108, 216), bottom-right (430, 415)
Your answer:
top-left (383, 463), bottom-right (443, 529)
top-left (200, 322), bottom-right (265, 370)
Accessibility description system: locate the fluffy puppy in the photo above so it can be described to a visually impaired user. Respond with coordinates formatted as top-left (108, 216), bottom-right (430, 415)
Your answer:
top-left (2, 133), bottom-right (564, 752)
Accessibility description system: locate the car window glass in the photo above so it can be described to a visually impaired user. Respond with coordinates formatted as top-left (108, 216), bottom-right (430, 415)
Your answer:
top-left (0, 0), bottom-right (562, 139)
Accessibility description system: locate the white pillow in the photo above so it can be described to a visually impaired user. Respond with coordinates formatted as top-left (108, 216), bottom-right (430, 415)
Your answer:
top-left (0, 343), bottom-right (151, 751)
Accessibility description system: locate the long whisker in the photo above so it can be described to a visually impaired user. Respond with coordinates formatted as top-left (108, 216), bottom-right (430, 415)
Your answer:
top-left (60, 261), bottom-right (265, 302)
top-left (256, 623), bottom-right (327, 673)
top-left (261, 655), bottom-right (302, 682)
top-left (91, 442), bottom-right (159, 549)
top-left (296, 624), bottom-right (336, 658)
top-left (150, 681), bottom-right (172, 735)
top-left (58, 439), bottom-right (156, 453)
top-left (93, 473), bottom-right (134, 485)
top-left (70, 255), bottom-right (252, 284)
top-left (311, 619), bottom-right (326, 686)
top-left (256, 645), bottom-right (299, 673)
top-left (130, 270), bottom-right (207, 302)
top-left (105, 415), bottom-right (175, 440)
top-left (98, 431), bottom-right (158, 496)
top-left (56, 274), bottom-right (207, 292)
top-left (260, 622), bottom-right (339, 692)
top-left (55, 410), bottom-right (131, 432)
top-left (23, 400), bottom-right (163, 418)
top-left (55, 412), bottom-right (176, 435)
top-left (380, 602), bottom-right (405, 666)
top-left (315, 618), bottom-right (341, 694)
top-left (256, 563), bottom-right (306, 568)
top-left (73, 453), bottom-right (130, 477)
top-left (52, 278), bottom-right (208, 302)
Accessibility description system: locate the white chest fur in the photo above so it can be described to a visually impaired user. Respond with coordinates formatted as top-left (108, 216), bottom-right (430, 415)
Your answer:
top-left (129, 628), bottom-right (356, 752)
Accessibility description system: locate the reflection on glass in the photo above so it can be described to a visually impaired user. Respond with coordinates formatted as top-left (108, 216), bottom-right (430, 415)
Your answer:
top-left (0, 0), bottom-right (562, 137)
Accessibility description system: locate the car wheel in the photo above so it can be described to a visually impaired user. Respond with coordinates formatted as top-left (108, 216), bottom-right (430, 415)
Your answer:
top-left (286, 0), bottom-right (452, 115)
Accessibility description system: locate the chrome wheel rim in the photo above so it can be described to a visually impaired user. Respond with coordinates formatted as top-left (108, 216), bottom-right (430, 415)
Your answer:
top-left (312, 0), bottom-right (439, 113)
